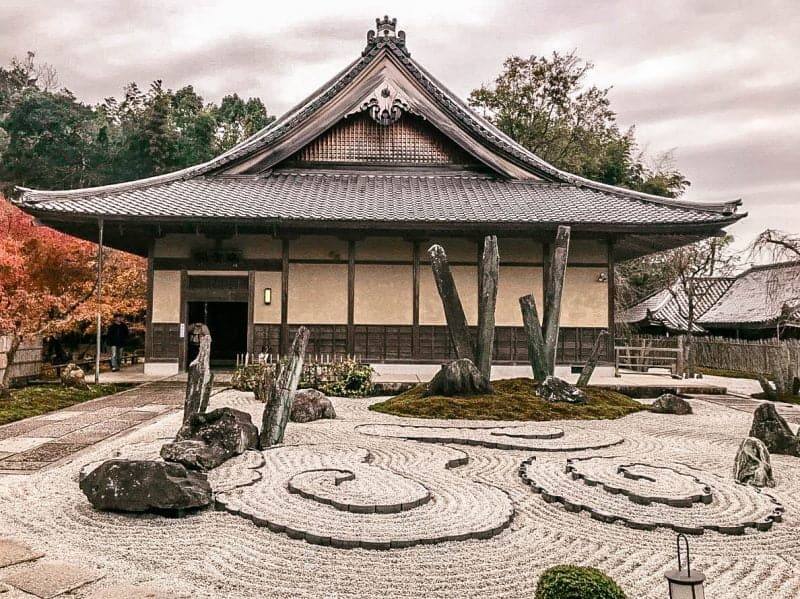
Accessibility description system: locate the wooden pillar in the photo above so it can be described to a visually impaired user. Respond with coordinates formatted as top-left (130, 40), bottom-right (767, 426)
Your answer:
top-left (144, 240), bottom-right (155, 364)
top-left (247, 270), bottom-right (255, 355)
top-left (347, 240), bottom-right (355, 355)
top-left (412, 240), bottom-right (420, 358)
top-left (607, 238), bottom-right (616, 359)
top-left (178, 270), bottom-right (188, 372)
top-left (280, 238), bottom-right (290, 354)
top-left (94, 218), bottom-right (104, 384)
top-left (542, 241), bottom-right (551, 316)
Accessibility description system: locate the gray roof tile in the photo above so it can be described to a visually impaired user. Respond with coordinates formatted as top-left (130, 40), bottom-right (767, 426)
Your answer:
top-left (19, 171), bottom-right (741, 227)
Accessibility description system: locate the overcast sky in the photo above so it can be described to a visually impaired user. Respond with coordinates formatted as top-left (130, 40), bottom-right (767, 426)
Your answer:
top-left (1, 0), bottom-right (798, 259)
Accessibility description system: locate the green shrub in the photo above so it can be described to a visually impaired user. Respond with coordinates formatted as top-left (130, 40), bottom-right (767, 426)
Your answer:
top-left (231, 358), bottom-right (375, 398)
top-left (535, 565), bottom-right (626, 599)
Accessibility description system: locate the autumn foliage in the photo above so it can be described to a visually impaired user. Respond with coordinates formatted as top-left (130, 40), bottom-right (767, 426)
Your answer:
top-left (0, 196), bottom-right (145, 338)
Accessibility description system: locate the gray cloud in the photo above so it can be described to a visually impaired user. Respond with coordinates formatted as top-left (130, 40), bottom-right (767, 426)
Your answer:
top-left (0, 0), bottom-right (797, 253)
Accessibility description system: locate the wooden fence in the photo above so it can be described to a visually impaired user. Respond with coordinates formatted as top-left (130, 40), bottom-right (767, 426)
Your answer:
top-left (691, 337), bottom-right (800, 376)
top-left (0, 335), bottom-right (43, 383)
top-left (616, 334), bottom-right (799, 377)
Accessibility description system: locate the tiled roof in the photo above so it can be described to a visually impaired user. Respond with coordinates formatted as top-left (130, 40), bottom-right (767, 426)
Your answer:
top-left (699, 262), bottom-right (800, 327)
top-left (18, 171), bottom-right (743, 227)
top-left (620, 278), bottom-right (735, 333)
top-left (15, 20), bottom-right (744, 228)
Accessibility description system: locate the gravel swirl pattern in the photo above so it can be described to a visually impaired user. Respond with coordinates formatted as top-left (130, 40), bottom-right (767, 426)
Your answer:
top-left (521, 455), bottom-right (783, 534)
top-left (216, 444), bottom-right (514, 548)
top-left (357, 423), bottom-right (623, 451)
top-left (0, 390), bottom-right (799, 598)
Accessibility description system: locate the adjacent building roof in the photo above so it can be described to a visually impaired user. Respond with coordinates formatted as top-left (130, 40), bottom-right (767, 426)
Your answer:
top-left (622, 262), bottom-right (800, 333)
top-left (620, 278), bottom-right (735, 333)
top-left (13, 16), bottom-right (745, 256)
top-left (699, 262), bottom-right (800, 329)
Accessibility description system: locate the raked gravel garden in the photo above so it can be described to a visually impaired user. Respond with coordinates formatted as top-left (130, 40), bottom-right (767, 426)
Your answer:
top-left (2, 388), bottom-right (800, 598)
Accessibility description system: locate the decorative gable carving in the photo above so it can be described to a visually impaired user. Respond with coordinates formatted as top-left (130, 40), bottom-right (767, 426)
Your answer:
top-left (349, 80), bottom-right (415, 126)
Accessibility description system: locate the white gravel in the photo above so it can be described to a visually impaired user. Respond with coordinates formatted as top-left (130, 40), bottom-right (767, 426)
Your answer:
top-left (0, 391), bottom-right (799, 598)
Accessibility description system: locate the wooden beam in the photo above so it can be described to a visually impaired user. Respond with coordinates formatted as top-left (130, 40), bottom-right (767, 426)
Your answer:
top-left (280, 238), bottom-right (290, 354)
top-left (260, 326), bottom-right (310, 448)
top-left (519, 294), bottom-right (548, 380)
top-left (577, 330), bottom-right (608, 387)
top-left (475, 235), bottom-right (499, 381)
top-left (542, 226), bottom-right (571, 373)
top-left (428, 244), bottom-right (475, 362)
top-left (347, 239), bottom-right (355, 355)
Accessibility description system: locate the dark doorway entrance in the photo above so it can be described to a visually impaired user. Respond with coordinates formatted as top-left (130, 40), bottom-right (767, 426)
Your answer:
top-left (186, 301), bottom-right (248, 368)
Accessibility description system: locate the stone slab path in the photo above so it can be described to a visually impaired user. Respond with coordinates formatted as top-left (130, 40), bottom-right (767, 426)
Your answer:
top-left (0, 382), bottom-right (184, 474)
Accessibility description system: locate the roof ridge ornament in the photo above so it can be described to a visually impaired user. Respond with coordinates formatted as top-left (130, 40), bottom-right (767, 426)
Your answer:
top-left (364, 15), bottom-right (408, 56)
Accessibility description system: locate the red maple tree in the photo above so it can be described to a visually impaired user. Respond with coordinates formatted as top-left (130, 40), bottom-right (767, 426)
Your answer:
top-left (0, 196), bottom-right (146, 387)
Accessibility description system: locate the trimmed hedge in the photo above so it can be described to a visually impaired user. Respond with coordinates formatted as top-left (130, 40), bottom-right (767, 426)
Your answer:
top-left (535, 565), bottom-right (626, 599)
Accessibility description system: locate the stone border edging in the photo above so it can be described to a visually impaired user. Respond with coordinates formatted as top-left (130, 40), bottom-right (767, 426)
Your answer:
top-left (355, 423), bottom-right (624, 452)
top-left (518, 456), bottom-right (785, 535)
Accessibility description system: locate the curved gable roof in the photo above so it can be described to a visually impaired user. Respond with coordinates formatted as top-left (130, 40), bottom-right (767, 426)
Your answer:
top-left (15, 16), bottom-right (745, 239)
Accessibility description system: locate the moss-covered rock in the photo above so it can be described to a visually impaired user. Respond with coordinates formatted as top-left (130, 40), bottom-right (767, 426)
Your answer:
top-left (535, 565), bottom-right (626, 599)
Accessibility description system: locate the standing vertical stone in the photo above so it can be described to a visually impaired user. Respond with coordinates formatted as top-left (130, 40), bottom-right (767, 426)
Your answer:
top-left (542, 226), bottom-right (571, 374)
top-left (519, 294), bottom-right (548, 381)
top-left (475, 235), bottom-right (499, 381)
top-left (260, 326), bottom-right (310, 448)
top-left (733, 437), bottom-right (775, 488)
top-left (428, 244), bottom-right (475, 362)
top-left (576, 330), bottom-right (608, 387)
top-left (183, 324), bottom-right (213, 424)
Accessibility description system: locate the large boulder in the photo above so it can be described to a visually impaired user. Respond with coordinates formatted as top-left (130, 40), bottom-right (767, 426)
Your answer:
top-left (161, 407), bottom-right (258, 470)
top-left (734, 437), bottom-right (776, 488)
top-left (290, 389), bottom-right (336, 423)
top-left (536, 376), bottom-right (588, 404)
top-left (79, 459), bottom-right (211, 513)
top-left (650, 393), bottom-right (693, 415)
top-left (61, 363), bottom-right (88, 389)
top-left (426, 359), bottom-right (492, 397)
top-left (749, 402), bottom-right (800, 456)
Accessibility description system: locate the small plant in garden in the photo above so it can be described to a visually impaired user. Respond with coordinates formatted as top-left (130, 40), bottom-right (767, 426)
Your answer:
top-left (231, 358), bottom-right (375, 398)
top-left (534, 565), bottom-right (626, 599)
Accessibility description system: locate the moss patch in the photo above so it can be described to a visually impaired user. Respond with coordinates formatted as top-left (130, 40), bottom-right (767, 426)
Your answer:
top-left (369, 378), bottom-right (644, 421)
top-left (751, 392), bottom-right (800, 405)
top-left (0, 384), bottom-right (134, 426)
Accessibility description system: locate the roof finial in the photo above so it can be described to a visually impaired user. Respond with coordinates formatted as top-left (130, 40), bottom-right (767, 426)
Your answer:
top-left (376, 15), bottom-right (396, 37)
top-left (364, 16), bottom-right (407, 55)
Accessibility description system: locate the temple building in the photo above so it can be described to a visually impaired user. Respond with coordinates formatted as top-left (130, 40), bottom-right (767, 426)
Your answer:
top-left (15, 17), bottom-right (745, 374)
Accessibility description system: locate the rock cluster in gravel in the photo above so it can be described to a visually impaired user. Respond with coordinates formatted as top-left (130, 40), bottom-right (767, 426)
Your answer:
top-left (537, 376), bottom-right (588, 404)
top-left (290, 389), bottom-right (337, 423)
top-left (162, 407), bottom-right (259, 470)
top-left (650, 394), bottom-right (693, 415)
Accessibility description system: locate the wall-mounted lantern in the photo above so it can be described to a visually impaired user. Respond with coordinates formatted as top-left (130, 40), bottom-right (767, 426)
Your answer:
top-left (264, 288), bottom-right (272, 305)
top-left (665, 533), bottom-right (706, 598)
